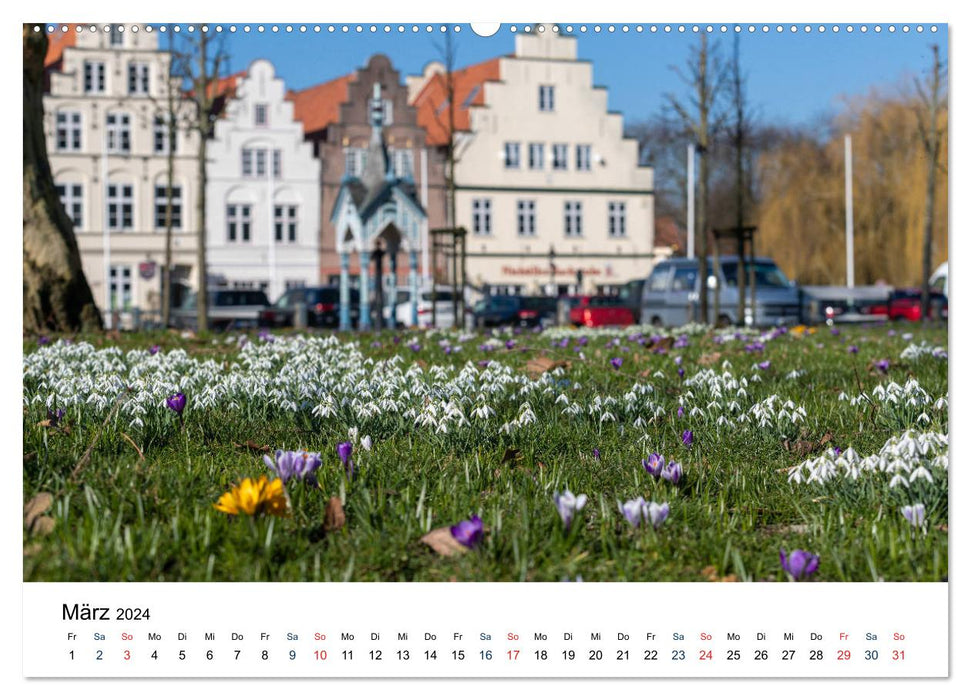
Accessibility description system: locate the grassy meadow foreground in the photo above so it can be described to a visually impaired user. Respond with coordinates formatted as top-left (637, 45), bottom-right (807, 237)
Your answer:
top-left (23, 322), bottom-right (948, 582)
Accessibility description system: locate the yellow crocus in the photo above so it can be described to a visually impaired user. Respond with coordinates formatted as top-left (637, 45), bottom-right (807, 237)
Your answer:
top-left (214, 476), bottom-right (289, 517)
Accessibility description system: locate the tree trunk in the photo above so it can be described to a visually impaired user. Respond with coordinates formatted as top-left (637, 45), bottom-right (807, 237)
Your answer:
top-left (22, 25), bottom-right (102, 334)
top-left (920, 45), bottom-right (941, 322)
top-left (195, 28), bottom-right (209, 333)
top-left (161, 33), bottom-right (177, 328)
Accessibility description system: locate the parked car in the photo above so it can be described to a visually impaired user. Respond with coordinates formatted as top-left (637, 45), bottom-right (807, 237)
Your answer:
top-left (887, 288), bottom-right (948, 321)
top-left (930, 261), bottom-right (948, 297)
top-left (568, 295), bottom-right (635, 327)
top-left (394, 287), bottom-right (461, 329)
top-left (172, 289), bottom-right (270, 331)
top-left (259, 286), bottom-right (360, 328)
top-left (640, 256), bottom-right (801, 328)
top-left (800, 285), bottom-right (891, 325)
top-left (618, 278), bottom-right (646, 323)
top-left (472, 295), bottom-right (559, 328)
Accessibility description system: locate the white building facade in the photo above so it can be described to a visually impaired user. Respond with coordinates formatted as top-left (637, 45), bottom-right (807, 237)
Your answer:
top-left (412, 25), bottom-right (656, 296)
top-left (207, 59), bottom-right (321, 301)
top-left (43, 24), bottom-right (201, 325)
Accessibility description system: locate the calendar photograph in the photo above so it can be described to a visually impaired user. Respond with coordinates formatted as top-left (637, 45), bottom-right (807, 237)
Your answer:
top-left (23, 20), bottom-right (948, 588)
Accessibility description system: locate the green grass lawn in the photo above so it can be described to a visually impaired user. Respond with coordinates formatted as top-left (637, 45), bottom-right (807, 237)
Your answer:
top-left (22, 322), bottom-right (948, 582)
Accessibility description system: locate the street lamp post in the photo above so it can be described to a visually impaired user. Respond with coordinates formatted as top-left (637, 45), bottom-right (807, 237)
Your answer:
top-left (548, 245), bottom-right (556, 297)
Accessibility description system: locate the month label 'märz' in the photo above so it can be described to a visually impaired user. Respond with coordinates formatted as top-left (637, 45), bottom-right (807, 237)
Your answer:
top-left (24, 582), bottom-right (946, 678)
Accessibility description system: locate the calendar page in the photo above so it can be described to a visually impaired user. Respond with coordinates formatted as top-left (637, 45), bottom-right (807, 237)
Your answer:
top-left (18, 0), bottom-right (956, 694)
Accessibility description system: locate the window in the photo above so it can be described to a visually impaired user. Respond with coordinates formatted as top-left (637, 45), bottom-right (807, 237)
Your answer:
top-left (153, 115), bottom-right (177, 155)
top-left (647, 265), bottom-right (671, 292)
top-left (242, 148), bottom-right (278, 177)
top-left (272, 149), bottom-right (282, 177)
top-left (576, 144), bottom-right (592, 171)
top-left (671, 267), bottom-right (698, 292)
top-left (344, 148), bottom-right (368, 178)
top-left (83, 61), bottom-right (106, 94)
top-left (128, 63), bottom-right (150, 95)
top-left (552, 143), bottom-right (568, 170)
top-left (472, 198), bottom-right (492, 236)
top-left (528, 143), bottom-right (545, 170)
top-left (517, 200), bottom-right (536, 236)
top-left (242, 149), bottom-right (253, 176)
top-left (254, 104), bottom-right (268, 126)
top-left (608, 201), bottom-right (626, 237)
top-left (109, 25), bottom-right (124, 47)
top-left (226, 205), bottom-right (251, 242)
top-left (391, 149), bottom-right (414, 179)
top-left (539, 85), bottom-right (555, 112)
top-left (564, 201), bottom-right (583, 237)
top-left (55, 111), bottom-right (82, 151)
top-left (274, 205), bottom-right (298, 243)
top-left (504, 142), bottom-right (521, 169)
top-left (255, 149), bottom-right (267, 176)
top-left (154, 185), bottom-right (182, 230)
top-left (55, 183), bottom-right (83, 229)
top-left (106, 183), bottom-right (133, 230)
top-left (106, 112), bottom-right (131, 154)
top-left (382, 98), bottom-right (394, 126)
top-left (109, 266), bottom-right (133, 310)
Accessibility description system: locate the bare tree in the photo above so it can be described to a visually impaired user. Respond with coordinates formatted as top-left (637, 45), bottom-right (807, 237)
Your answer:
top-left (915, 44), bottom-right (946, 321)
top-left (153, 28), bottom-right (191, 327)
top-left (22, 25), bottom-right (102, 333)
top-left (182, 25), bottom-right (227, 333)
top-left (666, 34), bottom-right (726, 324)
top-left (730, 34), bottom-right (754, 325)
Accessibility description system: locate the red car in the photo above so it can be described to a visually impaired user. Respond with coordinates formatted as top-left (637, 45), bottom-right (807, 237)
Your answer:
top-left (888, 289), bottom-right (948, 321)
top-left (567, 296), bottom-right (635, 327)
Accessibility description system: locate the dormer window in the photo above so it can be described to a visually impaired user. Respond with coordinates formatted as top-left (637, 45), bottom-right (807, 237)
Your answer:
top-left (254, 104), bottom-right (268, 127)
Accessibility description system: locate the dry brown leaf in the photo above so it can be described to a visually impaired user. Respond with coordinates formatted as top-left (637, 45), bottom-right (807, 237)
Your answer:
top-left (420, 527), bottom-right (467, 557)
top-left (234, 440), bottom-right (271, 453)
top-left (936, 524), bottom-right (948, 533)
top-left (23, 543), bottom-right (43, 557)
top-left (652, 336), bottom-right (675, 350)
top-left (501, 447), bottom-right (522, 464)
top-left (525, 356), bottom-right (570, 377)
top-left (36, 419), bottom-right (52, 428)
top-left (24, 492), bottom-right (52, 527)
top-left (698, 352), bottom-right (722, 367)
top-left (30, 516), bottom-right (55, 537)
top-left (324, 497), bottom-right (345, 533)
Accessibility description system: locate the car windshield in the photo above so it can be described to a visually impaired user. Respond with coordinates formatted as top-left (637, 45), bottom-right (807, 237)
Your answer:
top-left (721, 262), bottom-right (790, 288)
top-left (305, 288), bottom-right (340, 305)
top-left (423, 291), bottom-right (455, 303)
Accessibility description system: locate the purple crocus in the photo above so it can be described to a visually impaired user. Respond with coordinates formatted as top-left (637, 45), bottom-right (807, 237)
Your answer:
top-left (553, 490), bottom-right (587, 529)
top-left (620, 497), bottom-right (646, 527)
top-left (875, 359), bottom-right (891, 373)
top-left (149, 344), bottom-right (161, 356)
top-left (780, 548), bottom-right (820, 581)
top-left (610, 357), bottom-right (623, 370)
top-left (477, 359), bottom-right (491, 368)
top-left (264, 449), bottom-right (322, 486)
top-left (592, 448), bottom-right (601, 461)
top-left (505, 339), bottom-right (516, 350)
top-left (660, 460), bottom-right (683, 484)
top-left (47, 408), bottom-right (66, 426)
top-left (558, 337), bottom-right (570, 348)
top-left (642, 453), bottom-right (665, 477)
top-left (577, 336), bottom-right (589, 347)
top-left (901, 503), bottom-right (926, 528)
top-left (678, 367), bottom-right (685, 378)
top-left (674, 335), bottom-right (689, 349)
top-left (682, 429), bottom-right (694, 446)
top-left (336, 441), bottom-right (355, 478)
top-left (677, 406), bottom-right (684, 419)
top-left (166, 392), bottom-right (187, 416)
top-left (758, 360), bottom-right (771, 371)
top-left (258, 328), bottom-right (273, 342)
top-left (450, 514), bottom-right (484, 548)
top-left (847, 345), bottom-right (859, 354)
top-left (644, 501), bottom-right (670, 528)
top-left (38, 335), bottom-right (50, 346)
top-left (408, 342), bottom-right (421, 352)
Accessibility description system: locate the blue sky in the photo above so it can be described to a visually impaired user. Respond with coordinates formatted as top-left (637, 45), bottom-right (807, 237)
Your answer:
top-left (216, 24), bottom-right (947, 128)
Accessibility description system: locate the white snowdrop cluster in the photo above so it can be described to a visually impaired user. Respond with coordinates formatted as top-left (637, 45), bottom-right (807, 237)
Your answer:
top-left (900, 341), bottom-right (948, 362)
top-left (680, 368), bottom-right (807, 434)
top-left (787, 429), bottom-right (948, 488)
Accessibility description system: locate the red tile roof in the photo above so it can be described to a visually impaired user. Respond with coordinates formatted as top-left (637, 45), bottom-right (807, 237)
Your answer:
top-left (411, 58), bottom-right (502, 146)
top-left (288, 74), bottom-right (354, 136)
top-left (44, 26), bottom-right (78, 69)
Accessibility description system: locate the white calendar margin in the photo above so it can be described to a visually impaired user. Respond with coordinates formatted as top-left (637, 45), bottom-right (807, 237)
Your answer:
top-left (23, 582), bottom-right (947, 678)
